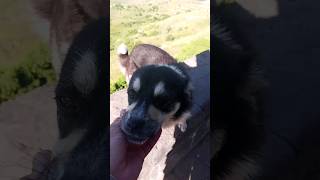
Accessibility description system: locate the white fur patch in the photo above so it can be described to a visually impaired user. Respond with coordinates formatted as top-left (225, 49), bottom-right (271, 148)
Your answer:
top-left (172, 103), bottom-right (181, 115)
top-left (125, 102), bottom-right (137, 126)
top-left (176, 111), bottom-right (192, 132)
top-left (177, 121), bottom-right (187, 132)
top-left (157, 64), bottom-right (186, 78)
top-left (148, 103), bottom-right (181, 126)
top-left (117, 43), bottom-right (128, 55)
top-left (53, 129), bottom-right (87, 156)
top-left (133, 78), bottom-right (141, 92)
top-left (127, 102), bottom-right (137, 111)
top-left (154, 81), bottom-right (165, 96)
top-left (174, 111), bottom-right (191, 123)
top-left (73, 51), bottom-right (97, 95)
top-left (51, 129), bottom-right (86, 180)
top-left (163, 111), bottom-right (191, 128)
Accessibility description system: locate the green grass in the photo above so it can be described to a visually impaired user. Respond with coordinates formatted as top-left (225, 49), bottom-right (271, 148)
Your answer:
top-left (110, 75), bottom-right (127, 94)
top-left (110, 0), bottom-right (210, 93)
top-left (0, 0), bottom-right (56, 103)
top-left (0, 42), bottom-right (56, 103)
top-left (175, 38), bottom-right (210, 61)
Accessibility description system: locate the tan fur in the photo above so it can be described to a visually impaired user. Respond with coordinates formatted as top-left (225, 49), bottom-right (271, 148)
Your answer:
top-left (53, 129), bottom-right (87, 156)
top-left (132, 78), bottom-right (141, 92)
top-left (154, 81), bottom-right (165, 96)
top-left (147, 103), bottom-right (191, 132)
top-left (73, 51), bottom-right (97, 95)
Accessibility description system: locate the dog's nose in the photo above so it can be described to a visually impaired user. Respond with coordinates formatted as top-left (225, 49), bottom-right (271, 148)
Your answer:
top-left (127, 119), bottom-right (145, 130)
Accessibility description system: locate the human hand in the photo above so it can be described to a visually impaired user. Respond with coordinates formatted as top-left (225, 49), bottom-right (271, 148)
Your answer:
top-left (110, 110), bottom-right (162, 180)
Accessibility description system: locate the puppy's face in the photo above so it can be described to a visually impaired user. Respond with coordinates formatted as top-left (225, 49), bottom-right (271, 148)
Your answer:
top-left (49, 18), bottom-right (107, 180)
top-left (54, 19), bottom-right (107, 139)
top-left (121, 64), bottom-right (192, 144)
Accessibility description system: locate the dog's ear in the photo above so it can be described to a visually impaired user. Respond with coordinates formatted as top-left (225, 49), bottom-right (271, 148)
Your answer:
top-left (31, 0), bottom-right (53, 20)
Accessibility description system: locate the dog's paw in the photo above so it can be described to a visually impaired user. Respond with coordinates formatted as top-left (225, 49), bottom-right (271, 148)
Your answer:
top-left (177, 122), bottom-right (187, 132)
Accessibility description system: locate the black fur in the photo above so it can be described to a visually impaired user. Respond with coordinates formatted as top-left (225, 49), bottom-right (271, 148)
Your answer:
top-left (122, 64), bottom-right (192, 143)
top-left (129, 64), bottom-right (192, 119)
top-left (213, 5), bottom-right (266, 179)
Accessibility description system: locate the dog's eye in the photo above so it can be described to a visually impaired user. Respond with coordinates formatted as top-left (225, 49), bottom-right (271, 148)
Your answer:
top-left (55, 96), bottom-right (73, 108)
top-left (128, 89), bottom-right (137, 100)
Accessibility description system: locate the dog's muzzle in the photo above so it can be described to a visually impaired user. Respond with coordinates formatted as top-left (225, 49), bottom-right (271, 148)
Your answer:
top-left (120, 102), bottom-right (160, 144)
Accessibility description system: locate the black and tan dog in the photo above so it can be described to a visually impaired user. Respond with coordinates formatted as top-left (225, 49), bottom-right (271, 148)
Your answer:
top-left (212, 5), bottom-right (266, 180)
top-left (120, 64), bottom-right (193, 144)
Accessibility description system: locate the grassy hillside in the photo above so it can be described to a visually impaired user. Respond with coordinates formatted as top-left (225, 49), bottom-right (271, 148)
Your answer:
top-left (0, 0), bottom-right (210, 101)
top-left (0, 0), bottom-right (55, 103)
top-left (110, 0), bottom-right (210, 93)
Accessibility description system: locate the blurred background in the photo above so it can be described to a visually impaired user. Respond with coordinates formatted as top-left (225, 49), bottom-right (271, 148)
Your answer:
top-left (217, 0), bottom-right (320, 179)
top-left (0, 0), bottom-right (57, 179)
top-left (0, 0), bottom-right (55, 104)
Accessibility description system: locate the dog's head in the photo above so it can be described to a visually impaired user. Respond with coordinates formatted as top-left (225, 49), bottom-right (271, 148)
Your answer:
top-left (121, 64), bottom-right (192, 144)
top-left (54, 18), bottom-right (107, 139)
top-left (49, 18), bottom-right (107, 180)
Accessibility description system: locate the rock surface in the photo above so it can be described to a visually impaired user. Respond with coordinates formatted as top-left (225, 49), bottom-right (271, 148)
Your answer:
top-left (0, 85), bottom-right (57, 180)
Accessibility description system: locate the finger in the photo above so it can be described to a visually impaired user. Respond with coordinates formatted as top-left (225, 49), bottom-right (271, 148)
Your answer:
top-left (110, 117), bottom-right (127, 148)
top-left (110, 117), bottom-right (121, 134)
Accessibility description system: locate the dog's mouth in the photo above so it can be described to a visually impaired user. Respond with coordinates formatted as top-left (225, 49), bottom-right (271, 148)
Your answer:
top-left (125, 134), bottom-right (149, 145)
top-left (120, 118), bottom-right (160, 145)
top-left (120, 125), bottom-right (150, 145)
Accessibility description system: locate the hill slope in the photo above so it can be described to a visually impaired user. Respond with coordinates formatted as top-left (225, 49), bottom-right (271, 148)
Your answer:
top-left (110, 0), bottom-right (210, 92)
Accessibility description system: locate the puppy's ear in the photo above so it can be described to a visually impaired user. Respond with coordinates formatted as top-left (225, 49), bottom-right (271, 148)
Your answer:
top-left (31, 0), bottom-right (53, 20)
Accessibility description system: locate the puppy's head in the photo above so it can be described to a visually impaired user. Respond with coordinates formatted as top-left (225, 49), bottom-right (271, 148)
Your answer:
top-left (49, 18), bottom-right (107, 180)
top-left (121, 64), bottom-right (192, 144)
top-left (55, 18), bottom-right (107, 139)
